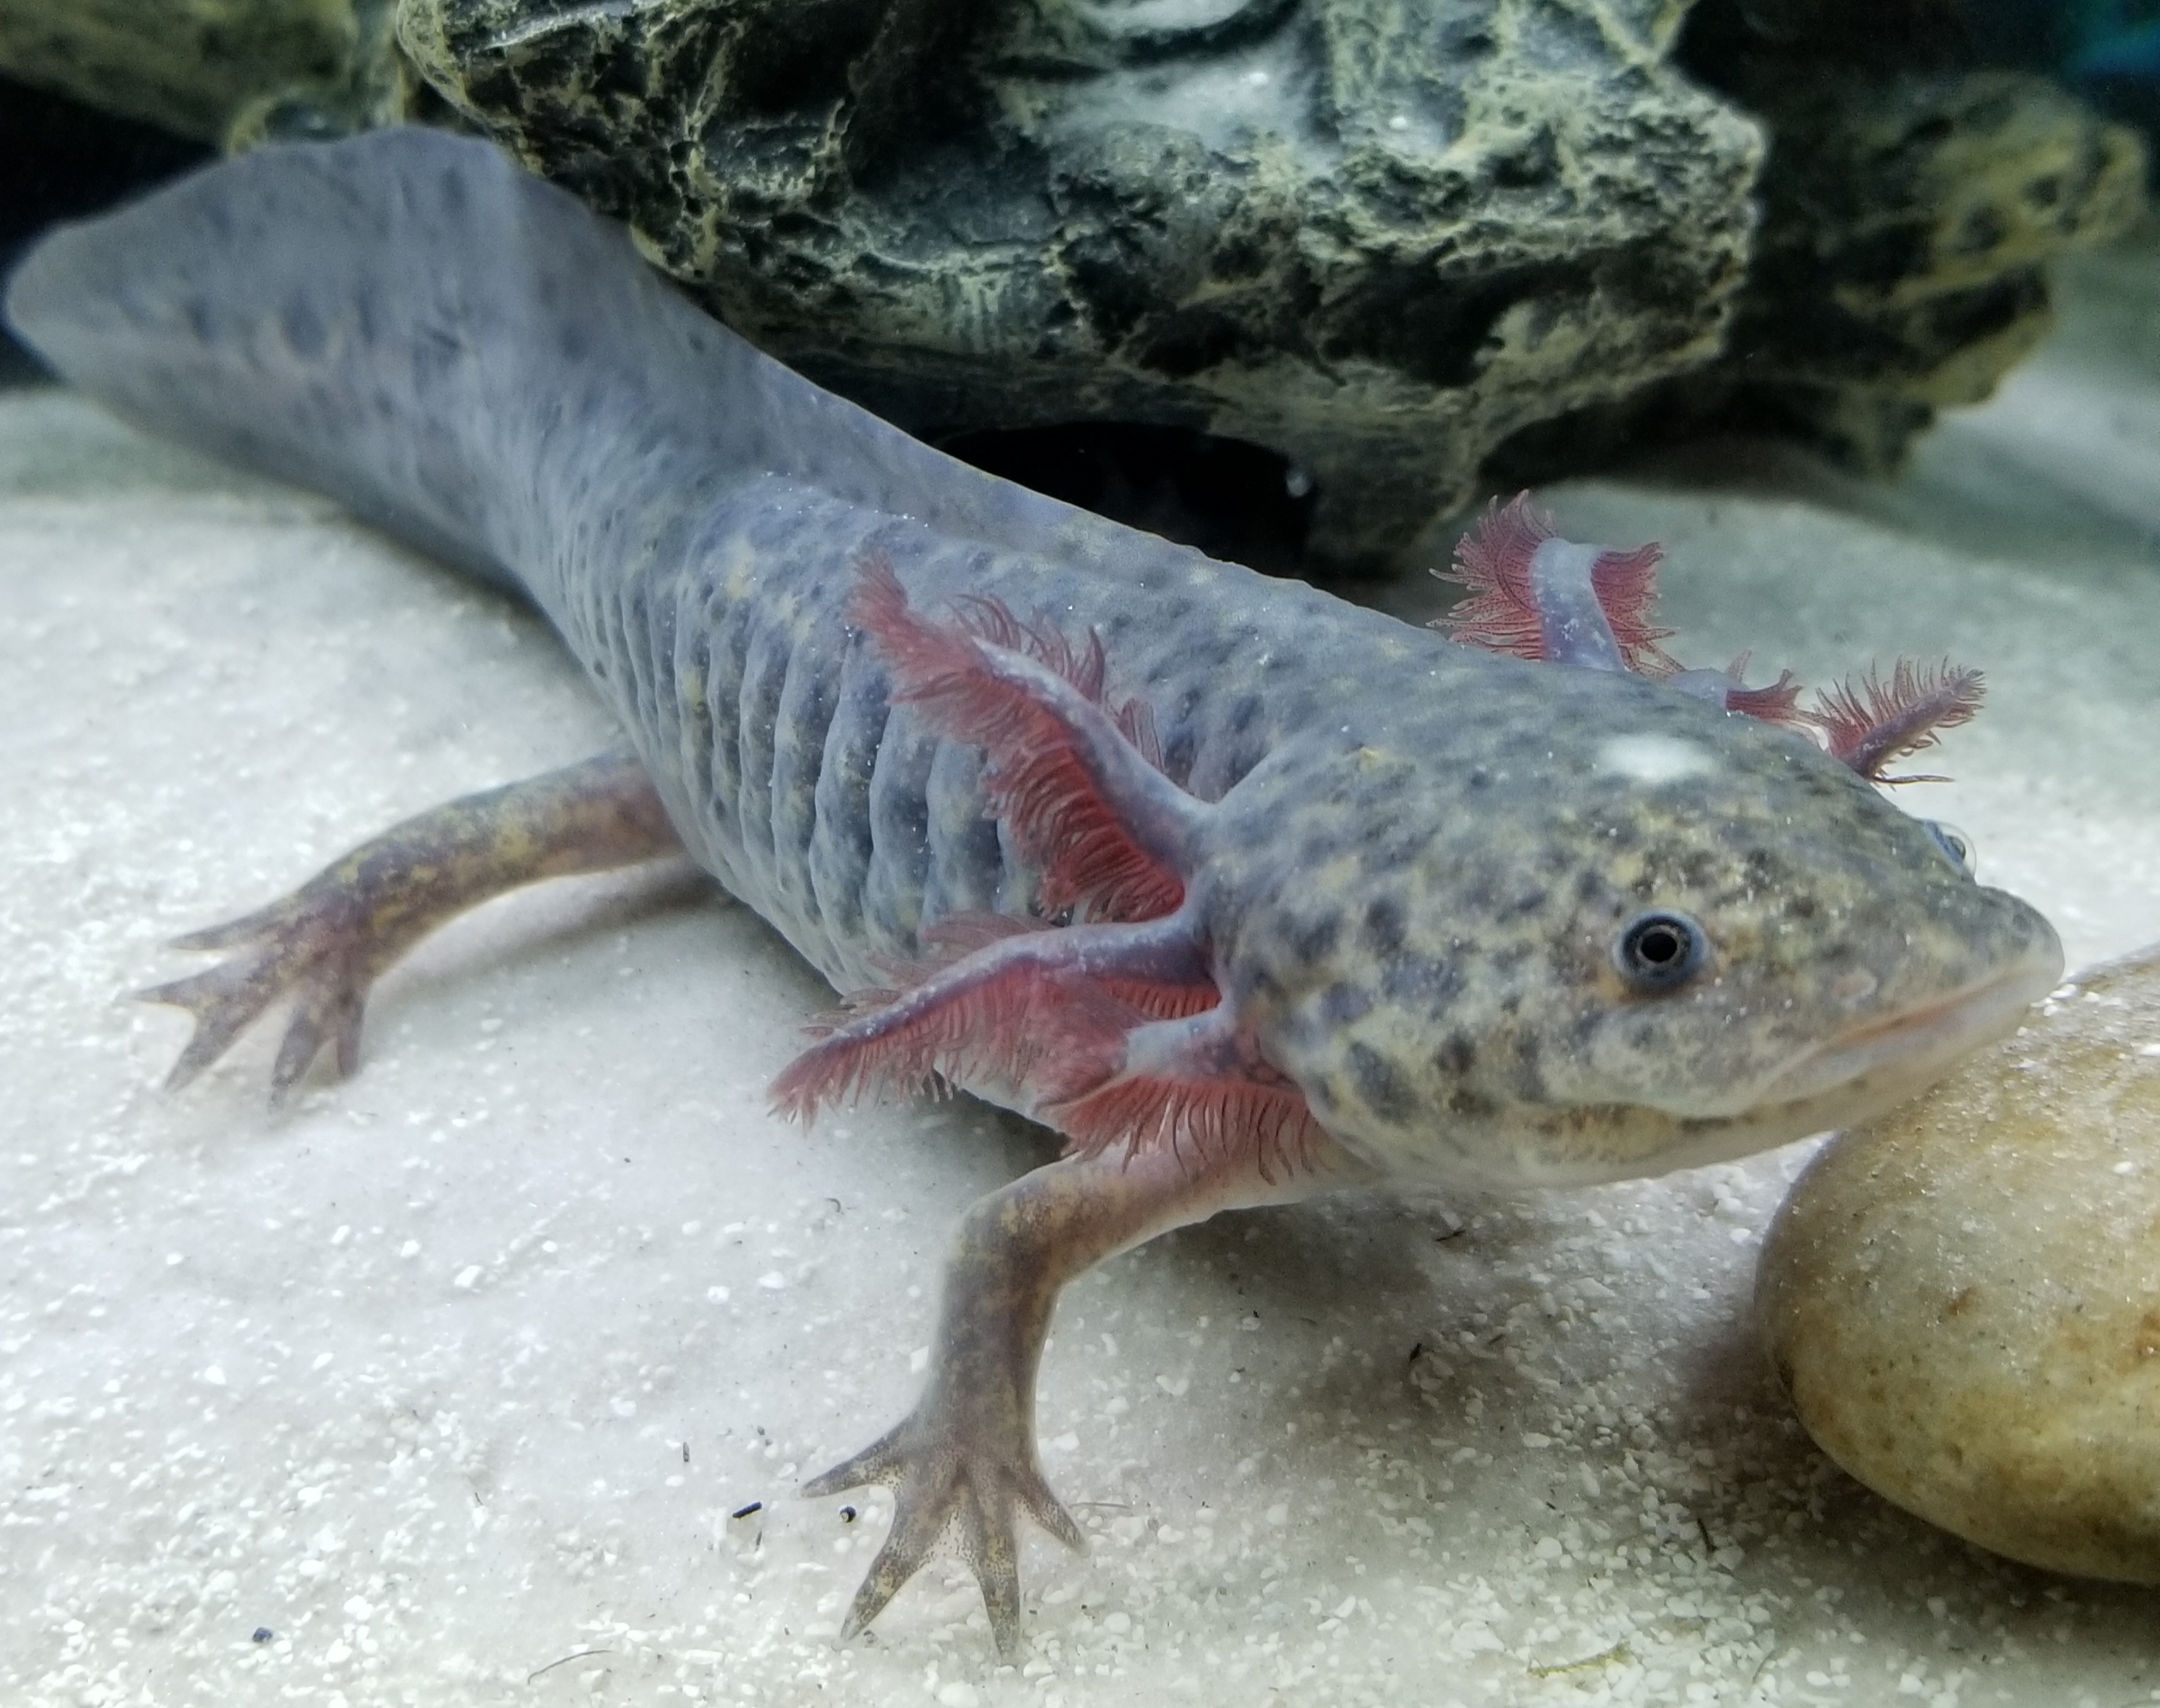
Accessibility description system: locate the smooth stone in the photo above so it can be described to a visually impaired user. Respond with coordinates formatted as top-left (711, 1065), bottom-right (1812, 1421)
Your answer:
top-left (1759, 944), bottom-right (2160, 1582)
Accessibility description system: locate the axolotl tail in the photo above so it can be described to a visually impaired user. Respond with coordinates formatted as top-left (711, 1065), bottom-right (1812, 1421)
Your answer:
top-left (0, 126), bottom-right (1256, 997)
top-left (1, 128), bottom-right (1060, 609)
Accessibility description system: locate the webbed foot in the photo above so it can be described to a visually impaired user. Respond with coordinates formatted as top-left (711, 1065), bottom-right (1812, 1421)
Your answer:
top-left (140, 886), bottom-right (379, 1099)
top-left (138, 749), bottom-right (678, 1099)
top-left (798, 1145), bottom-right (1351, 1654)
top-left (806, 1380), bottom-right (1084, 1655)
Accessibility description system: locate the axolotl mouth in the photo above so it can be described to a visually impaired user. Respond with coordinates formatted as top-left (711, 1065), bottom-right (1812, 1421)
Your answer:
top-left (1739, 940), bottom-right (2063, 1120)
top-left (1476, 920), bottom-right (2066, 1192)
top-left (1649, 929), bottom-right (2066, 1144)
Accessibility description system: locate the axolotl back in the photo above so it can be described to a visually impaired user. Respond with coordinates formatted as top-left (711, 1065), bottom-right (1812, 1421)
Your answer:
top-left (4, 129), bottom-right (2062, 1649)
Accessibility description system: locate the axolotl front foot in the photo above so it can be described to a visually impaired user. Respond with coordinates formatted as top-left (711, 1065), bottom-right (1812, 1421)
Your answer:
top-left (805, 1140), bottom-right (1349, 1657)
top-left (139, 749), bottom-right (681, 1099)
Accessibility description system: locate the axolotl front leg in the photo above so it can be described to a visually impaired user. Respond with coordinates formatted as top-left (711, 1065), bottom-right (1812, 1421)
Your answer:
top-left (806, 1138), bottom-right (1345, 1650)
top-left (776, 560), bottom-right (1365, 1651)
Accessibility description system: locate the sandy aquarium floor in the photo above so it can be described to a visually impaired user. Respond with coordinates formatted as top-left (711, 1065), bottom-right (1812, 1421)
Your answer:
top-left (4, 238), bottom-right (2159, 1708)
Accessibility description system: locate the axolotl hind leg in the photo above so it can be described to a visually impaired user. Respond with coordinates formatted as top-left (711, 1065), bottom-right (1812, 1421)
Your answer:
top-left (141, 748), bottom-right (681, 1099)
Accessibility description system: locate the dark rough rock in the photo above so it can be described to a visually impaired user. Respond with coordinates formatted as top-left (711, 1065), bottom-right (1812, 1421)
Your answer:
top-left (3, 1), bottom-right (2144, 571)
top-left (1696, 48), bottom-right (2147, 471)
top-left (398, 0), bottom-right (1766, 573)
top-left (1496, 19), bottom-right (2148, 485)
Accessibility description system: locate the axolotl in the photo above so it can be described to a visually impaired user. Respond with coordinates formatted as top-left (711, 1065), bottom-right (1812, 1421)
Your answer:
top-left (4, 128), bottom-right (2062, 1652)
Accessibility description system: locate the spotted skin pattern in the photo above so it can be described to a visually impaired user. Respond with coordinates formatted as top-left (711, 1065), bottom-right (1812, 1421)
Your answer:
top-left (6, 130), bottom-right (2063, 1654)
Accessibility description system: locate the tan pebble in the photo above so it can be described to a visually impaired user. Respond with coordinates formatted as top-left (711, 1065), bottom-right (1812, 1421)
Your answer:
top-left (1757, 944), bottom-right (2160, 1582)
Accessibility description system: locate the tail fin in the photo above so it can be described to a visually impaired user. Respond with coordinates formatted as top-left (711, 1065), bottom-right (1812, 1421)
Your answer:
top-left (9, 131), bottom-right (580, 586)
top-left (1, 129), bottom-right (924, 599)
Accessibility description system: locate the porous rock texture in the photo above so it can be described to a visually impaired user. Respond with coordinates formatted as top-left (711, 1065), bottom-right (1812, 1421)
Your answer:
top-left (1758, 946), bottom-right (2160, 1586)
top-left (2, 1), bottom-right (2144, 572)
top-left (1705, 64), bottom-right (2146, 471)
top-left (1498, 9), bottom-right (2150, 486)
top-left (396, 0), bottom-right (1767, 571)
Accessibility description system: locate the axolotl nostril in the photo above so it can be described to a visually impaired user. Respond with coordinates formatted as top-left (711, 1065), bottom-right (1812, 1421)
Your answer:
top-left (4, 128), bottom-right (2064, 1654)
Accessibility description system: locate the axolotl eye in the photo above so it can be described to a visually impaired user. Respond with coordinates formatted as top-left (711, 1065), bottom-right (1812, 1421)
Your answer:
top-left (1921, 819), bottom-right (1977, 877)
top-left (1614, 910), bottom-right (1709, 994)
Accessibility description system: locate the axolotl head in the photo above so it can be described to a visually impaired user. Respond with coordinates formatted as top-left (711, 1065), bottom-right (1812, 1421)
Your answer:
top-left (1195, 659), bottom-right (2063, 1187)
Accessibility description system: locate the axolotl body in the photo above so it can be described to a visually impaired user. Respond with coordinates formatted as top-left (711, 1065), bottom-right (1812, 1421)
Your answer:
top-left (4, 129), bottom-right (2063, 1652)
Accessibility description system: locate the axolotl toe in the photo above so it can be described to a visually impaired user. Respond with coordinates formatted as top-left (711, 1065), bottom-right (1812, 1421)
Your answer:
top-left (4, 129), bottom-right (2064, 1654)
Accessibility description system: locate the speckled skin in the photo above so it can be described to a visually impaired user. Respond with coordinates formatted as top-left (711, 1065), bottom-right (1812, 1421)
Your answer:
top-left (6, 129), bottom-right (2064, 1650)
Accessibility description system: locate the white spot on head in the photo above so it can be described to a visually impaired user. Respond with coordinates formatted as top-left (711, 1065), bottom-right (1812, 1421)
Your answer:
top-left (1596, 734), bottom-right (1717, 784)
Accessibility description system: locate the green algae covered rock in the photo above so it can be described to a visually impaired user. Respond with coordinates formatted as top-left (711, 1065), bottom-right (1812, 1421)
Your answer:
top-left (1759, 946), bottom-right (2160, 1584)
